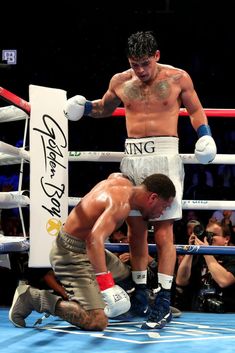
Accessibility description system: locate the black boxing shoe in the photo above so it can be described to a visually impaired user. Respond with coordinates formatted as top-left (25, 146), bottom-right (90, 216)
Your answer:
top-left (141, 287), bottom-right (172, 329)
top-left (130, 284), bottom-right (150, 317)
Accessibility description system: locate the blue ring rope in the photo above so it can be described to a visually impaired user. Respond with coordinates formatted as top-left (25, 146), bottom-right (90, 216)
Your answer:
top-left (1, 239), bottom-right (235, 255)
top-left (105, 243), bottom-right (235, 255)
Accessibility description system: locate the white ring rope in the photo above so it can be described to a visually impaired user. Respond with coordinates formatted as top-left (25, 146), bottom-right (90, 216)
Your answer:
top-left (0, 105), bottom-right (29, 122)
top-left (0, 146), bottom-right (234, 166)
top-left (1, 193), bottom-right (234, 211)
top-left (0, 191), bottom-right (30, 208)
top-left (68, 198), bottom-right (235, 210)
top-left (69, 151), bottom-right (235, 164)
top-left (0, 141), bottom-right (30, 162)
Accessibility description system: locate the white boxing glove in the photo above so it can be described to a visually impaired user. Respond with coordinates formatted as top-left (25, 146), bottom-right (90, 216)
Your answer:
top-left (63, 95), bottom-right (93, 121)
top-left (96, 272), bottom-right (131, 318)
top-left (194, 125), bottom-right (217, 164)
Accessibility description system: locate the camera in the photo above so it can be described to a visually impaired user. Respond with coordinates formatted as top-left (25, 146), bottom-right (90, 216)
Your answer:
top-left (193, 223), bottom-right (214, 245)
top-left (206, 298), bottom-right (225, 313)
top-left (198, 287), bottom-right (225, 313)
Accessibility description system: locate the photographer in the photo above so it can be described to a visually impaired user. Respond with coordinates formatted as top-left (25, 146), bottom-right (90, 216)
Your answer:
top-left (175, 220), bottom-right (235, 312)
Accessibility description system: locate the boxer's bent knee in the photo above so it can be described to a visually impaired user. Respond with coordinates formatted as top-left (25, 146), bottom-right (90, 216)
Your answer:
top-left (55, 300), bottom-right (108, 331)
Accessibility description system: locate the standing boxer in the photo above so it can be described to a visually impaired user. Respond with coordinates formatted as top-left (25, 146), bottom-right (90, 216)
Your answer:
top-left (64, 31), bottom-right (216, 329)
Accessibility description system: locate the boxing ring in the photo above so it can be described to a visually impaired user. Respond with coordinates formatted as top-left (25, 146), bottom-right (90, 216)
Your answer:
top-left (0, 86), bottom-right (235, 352)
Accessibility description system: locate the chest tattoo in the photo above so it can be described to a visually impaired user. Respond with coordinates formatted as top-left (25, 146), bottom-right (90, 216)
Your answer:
top-left (153, 80), bottom-right (171, 100)
top-left (123, 84), bottom-right (143, 100)
top-left (123, 79), bottom-right (172, 102)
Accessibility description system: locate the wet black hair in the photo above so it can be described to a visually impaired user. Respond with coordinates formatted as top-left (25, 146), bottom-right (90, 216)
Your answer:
top-left (126, 31), bottom-right (158, 59)
top-left (142, 173), bottom-right (176, 200)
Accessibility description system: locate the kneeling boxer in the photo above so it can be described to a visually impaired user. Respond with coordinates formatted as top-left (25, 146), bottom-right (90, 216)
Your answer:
top-left (9, 172), bottom-right (175, 330)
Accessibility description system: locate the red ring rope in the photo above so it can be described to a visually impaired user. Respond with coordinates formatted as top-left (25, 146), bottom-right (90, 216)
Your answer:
top-left (1, 86), bottom-right (235, 117)
top-left (112, 107), bottom-right (235, 117)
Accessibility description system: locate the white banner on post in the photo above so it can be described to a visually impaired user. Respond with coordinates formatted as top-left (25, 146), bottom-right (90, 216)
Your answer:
top-left (29, 85), bottom-right (68, 267)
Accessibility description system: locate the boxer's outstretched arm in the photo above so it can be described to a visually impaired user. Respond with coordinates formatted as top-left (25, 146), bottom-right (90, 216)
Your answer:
top-left (64, 75), bottom-right (122, 120)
